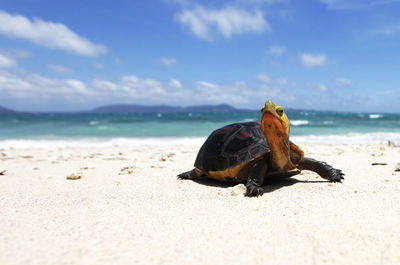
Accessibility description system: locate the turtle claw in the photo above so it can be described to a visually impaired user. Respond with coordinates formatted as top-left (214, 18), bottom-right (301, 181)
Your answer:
top-left (321, 163), bottom-right (345, 183)
top-left (245, 180), bottom-right (264, 197)
top-left (328, 168), bottom-right (345, 183)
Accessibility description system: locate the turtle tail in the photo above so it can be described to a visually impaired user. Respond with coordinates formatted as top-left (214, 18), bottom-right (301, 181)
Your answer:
top-left (177, 169), bottom-right (200, 180)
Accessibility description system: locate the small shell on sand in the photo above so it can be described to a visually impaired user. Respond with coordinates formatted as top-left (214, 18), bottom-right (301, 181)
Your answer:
top-left (151, 164), bottom-right (165, 168)
top-left (66, 173), bottom-right (82, 180)
top-left (395, 162), bottom-right (400, 172)
top-left (119, 166), bottom-right (135, 175)
top-left (229, 184), bottom-right (246, 196)
top-left (160, 153), bottom-right (176, 162)
top-left (371, 162), bottom-right (387, 166)
top-left (58, 153), bottom-right (71, 160)
top-left (80, 166), bottom-right (95, 170)
top-left (388, 140), bottom-right (400, 147)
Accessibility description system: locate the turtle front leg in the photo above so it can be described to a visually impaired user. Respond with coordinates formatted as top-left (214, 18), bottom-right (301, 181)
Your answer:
top-left (297, 158), bottom-right (344, 182)
top-left (245, 159), bottom-right (268, 197)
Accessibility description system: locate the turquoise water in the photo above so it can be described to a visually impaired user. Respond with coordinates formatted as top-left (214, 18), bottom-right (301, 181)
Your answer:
top-left (1, 111), bottom-right (400, 147)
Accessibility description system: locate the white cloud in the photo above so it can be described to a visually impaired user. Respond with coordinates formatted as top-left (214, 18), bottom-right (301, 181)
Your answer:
top-left (317, 84), bottom-right (328, 92)
top-left (0, 69), bottom-right (92, 98)
top-left (195, 81), bottom-right (261, 103)
top-left (0, 53), bottom-right (16, 68)
top-left (317, 0), bottom-right (400, 9)
top-left (375, 24), bottom-right (400, 35)
top-left (0, 10), bottom-right (107, 57)
top-left (259, 83), bottom-right (294, 101)
top-left (175, 5), bottom-right (269, 40)
top-left (47, 64), bottom-right (74, 74)
top-left (256, 74), bottom-right (272, 83)
top-left (267, 45), bottom-right (285, 56)
top-left (160, 57), bottom-right (177, 66)
top-left (66, 80), bottom-right (89, 94)
top-left (335, 77), bottom-right (353, 87)
top-left (256, 73), bottom-right (293, 87)
top-left (91, 79), bottom-right (118, 92)
top-left (118, 76), bottom-right (165, 95)
top-left (0, 70), bottom-right (31, 91)
top-left (7, 49), bottom-right (31, 59)
top-left (299, 53), bottom-right (327, 67)
top-left (254, 73), bottom-right (295, 102)
top-left (275, 77), bottom-right (289, 86)
top-left (378, 89), bottom-right (400, 95)
top-left (0, 66), bottom-right (296, 108)
top-left (196, 81), bottom-right (217, 89)
top-left (169, 79), bottom-right (182, 88)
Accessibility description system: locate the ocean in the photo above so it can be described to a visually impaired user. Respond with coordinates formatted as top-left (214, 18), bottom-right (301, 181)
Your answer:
top-left (1, 111), bottom-right (400, 148)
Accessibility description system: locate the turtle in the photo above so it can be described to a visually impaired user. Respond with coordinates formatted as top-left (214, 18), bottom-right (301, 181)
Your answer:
top-left (178, 101), bottom-right (344, 197)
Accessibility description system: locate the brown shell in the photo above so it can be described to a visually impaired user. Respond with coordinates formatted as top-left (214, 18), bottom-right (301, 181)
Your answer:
top-left (194, 122), bottom-right (269, 172)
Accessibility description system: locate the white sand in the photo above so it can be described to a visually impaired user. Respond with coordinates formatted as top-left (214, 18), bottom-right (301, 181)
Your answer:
top-left (1, 144), bottom-right (400, 265)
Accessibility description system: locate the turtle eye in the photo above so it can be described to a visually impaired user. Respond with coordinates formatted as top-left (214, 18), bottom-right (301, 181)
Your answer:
top-left (276, 106), bottom-right (284, 116)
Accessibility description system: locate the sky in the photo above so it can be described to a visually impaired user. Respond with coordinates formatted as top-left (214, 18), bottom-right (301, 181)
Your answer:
top-left (0, 0), bottom-right (400, 112)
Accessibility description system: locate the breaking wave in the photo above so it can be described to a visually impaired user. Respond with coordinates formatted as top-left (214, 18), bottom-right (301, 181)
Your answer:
top-left (290, 120), bottom-right (309, 126)
top-left (1, 132), bottom-right (400, 149)
top-left (369, 114), bottom-right (383, 119)
top-left (291, 132), bottom-right (400, 144)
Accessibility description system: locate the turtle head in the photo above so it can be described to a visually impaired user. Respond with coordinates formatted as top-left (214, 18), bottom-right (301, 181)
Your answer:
top-left (260, 101), bottom-right (296, 171)
top-left (261, 101), bottom-right (290, 138)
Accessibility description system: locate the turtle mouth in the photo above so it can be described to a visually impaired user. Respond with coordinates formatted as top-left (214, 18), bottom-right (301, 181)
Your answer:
top-left (260, 101), bottom-right (290, 138)
top-left (261, 111), bottom-right (284, 128)
top-left (261, 112), bottom-right (286, 141)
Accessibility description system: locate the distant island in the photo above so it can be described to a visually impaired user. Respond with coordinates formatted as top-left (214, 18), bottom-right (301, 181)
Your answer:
top-left (90, 104), bottom-right (253, 113)
top-left (0, 106), bottom-right (16, 114)
top-left (0, 104), bottom-right (321, 114)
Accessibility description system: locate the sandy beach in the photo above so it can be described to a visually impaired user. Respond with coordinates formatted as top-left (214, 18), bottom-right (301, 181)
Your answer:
top-left (1, 143), bottom-right (400, 265)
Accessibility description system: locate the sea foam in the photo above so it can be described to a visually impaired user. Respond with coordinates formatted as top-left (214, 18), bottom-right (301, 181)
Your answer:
top-left (1, 132), bottom-right (400, 149)
top-left (291, 132), bottom-right (400, 144)
top-left (0, 137), bottom-right (207, 149)
top-left (369, 114), bottom-right (383, 119)
top-left (290, 120), bottom-right (309, 126)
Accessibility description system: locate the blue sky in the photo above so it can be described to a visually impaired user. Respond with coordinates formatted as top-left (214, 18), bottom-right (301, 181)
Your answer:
top-left (0, 0), bottom-right (399, 112)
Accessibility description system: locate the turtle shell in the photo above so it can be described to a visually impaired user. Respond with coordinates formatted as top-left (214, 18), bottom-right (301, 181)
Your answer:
top-left (194, 122), bottom-right (269, 172)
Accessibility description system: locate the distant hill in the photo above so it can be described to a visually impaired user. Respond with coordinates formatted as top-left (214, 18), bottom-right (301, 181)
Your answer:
top-left (90, 104), bottom-right (252, 113)
top-left (0, 104), bottom-right (327, 114)
top-left (0, 106), bottom-right (16, 114)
